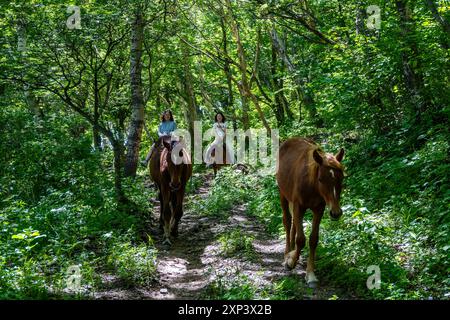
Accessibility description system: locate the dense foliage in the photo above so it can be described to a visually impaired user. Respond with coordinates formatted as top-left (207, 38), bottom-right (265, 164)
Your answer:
top-left (0, 0), bottom-right (448, 299)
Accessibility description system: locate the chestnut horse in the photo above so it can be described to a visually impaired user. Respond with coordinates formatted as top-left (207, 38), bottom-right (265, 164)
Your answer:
top-left (149, 136), bottom-right (192, 245)
top-left (276, 138), bottom-right (345, 288)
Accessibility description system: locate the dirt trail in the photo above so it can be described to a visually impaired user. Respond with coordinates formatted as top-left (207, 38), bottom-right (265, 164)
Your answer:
top-left (95, 172), bottom-right (343, 300)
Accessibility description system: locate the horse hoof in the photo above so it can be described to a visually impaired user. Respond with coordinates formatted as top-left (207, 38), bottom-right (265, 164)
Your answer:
top-left (283, 251), bottom-right (297, 270)
top-left (306, 272), bottom-right (319, 288)
top-left (307, 280), bottom-right (318, 289)
top-left (283, 261), bottom-right (294, 270)
top-left (283, 258), bottom-right (296, 270)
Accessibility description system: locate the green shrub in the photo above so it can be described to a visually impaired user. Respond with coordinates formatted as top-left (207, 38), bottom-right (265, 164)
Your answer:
top-left (193, 167), bottom-right (253, 217)
top-left (0, 107), bottom-right (156, 298)
top-left (248, 174), bottom-right (283, 235)
top-left (107, 241), bottom-right (158, 287)
top-left (218, 229), bottom-right (256, 260)
top-left (204, 272), bottom-right (257, 300)
top-left (268, 275), bottom-right (310, 300)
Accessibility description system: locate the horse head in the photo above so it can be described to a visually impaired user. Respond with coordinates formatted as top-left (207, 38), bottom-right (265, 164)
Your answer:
top-left (312, 148), bottom-right (345, 220)
top-left (161, 137), bottom-right (190, 191)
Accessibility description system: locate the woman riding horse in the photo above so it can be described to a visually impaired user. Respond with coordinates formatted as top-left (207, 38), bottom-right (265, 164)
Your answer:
top-left (204, 112), bottom-right (234, 174)
top-left (142, 109), bottom-right (177, 167)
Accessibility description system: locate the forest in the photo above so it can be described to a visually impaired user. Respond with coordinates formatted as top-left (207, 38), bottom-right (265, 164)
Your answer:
top-left (0, 0), bottom-right (449, 300)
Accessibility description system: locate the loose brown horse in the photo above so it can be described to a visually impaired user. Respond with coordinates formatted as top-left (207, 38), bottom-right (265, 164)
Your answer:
top-left (149, 136), bottom-right (192, 245)
top-left (276, 138), bottom-right (345, 288)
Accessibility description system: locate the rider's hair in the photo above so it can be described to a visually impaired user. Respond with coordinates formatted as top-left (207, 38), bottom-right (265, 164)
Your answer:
top-left (161, 109), bottom-right (174, 122)
top-left (214, 112), bottom-right (226, 123)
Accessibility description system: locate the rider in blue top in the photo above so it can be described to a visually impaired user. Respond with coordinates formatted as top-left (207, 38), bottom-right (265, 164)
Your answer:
top-left (157, 117), bottom-right (177, 137)
top-left (142, 110), bottom-right (177, 166)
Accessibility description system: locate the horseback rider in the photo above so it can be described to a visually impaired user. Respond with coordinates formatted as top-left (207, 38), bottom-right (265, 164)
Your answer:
top-left (142, 109), bottom-right (177, 167)
top-left (204, 111), bottom-right (234, 167)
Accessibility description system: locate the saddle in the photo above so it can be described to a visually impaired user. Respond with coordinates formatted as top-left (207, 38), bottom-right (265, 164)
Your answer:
top-left (159, 136), bottom-right (191, 173)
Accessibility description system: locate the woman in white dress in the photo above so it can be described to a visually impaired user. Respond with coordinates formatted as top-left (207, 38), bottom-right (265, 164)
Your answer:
top-left (204, 112), bottom-right (234, 167)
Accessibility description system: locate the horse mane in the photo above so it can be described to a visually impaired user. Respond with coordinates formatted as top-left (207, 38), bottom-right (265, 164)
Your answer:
top-left (306, 146), bottom-right (322, 184)
top-left (160, 142), bottom-right (191, 173)
top-left (160, 148), bottom-right (169, 173)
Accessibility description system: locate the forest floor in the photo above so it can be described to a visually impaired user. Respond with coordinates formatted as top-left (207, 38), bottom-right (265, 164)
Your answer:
top-left (94, 172), bottom-right (351, 300)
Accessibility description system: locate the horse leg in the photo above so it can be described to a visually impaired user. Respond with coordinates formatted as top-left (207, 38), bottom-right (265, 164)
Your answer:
top-left (161, 188), bottom-right (172, 246)
top-left (306, 206), bottom-right (324, 288)
top-left (158, 188), bottom-right (163, 230)
top-left (280, 194), bottom-right (291, 262)
top-left (289, 202), bottom-right (296, 252)
top-left (285, 203), bottom-right (306, 270)
top-left (213, 146), bottom-right (224, 176)
top-left (170, 188), bottom-right (185, 238)
top-left (223, 144), bottom-right (227, 165)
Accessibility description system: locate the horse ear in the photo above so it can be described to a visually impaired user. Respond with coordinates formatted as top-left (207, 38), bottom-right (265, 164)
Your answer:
top-left (336, 148), bottom-right (345, 162)
top-left (313, 149), bottom-right (323, 165)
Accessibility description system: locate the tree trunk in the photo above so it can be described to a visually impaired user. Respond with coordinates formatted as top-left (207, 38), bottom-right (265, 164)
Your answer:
top-left (220, 17), bottom-right (237, 131)
top-left (198, 62), bottom-right (213, 112)
top-left (112, 140), bottom-right (127, 205)
top-left (279, 76), bottom-right (293, 119)
top-left (181, 40), bottom-right (198, 141)
top-left (92, 123), bottom-right (101, 150)
top-left (270, 27), bottom-right (295, 72)
top-left (124, 10), bottom-right (145, 177)
top-left (270, 27), bottom-right (319, 125)
top-left (241, 94), bottom-right (250, 130)
top-left (396, 0), bottom-right (428, 123)
top-left (17, 18), bottom-right (42, 120)
top-left (270, 32), bottom-right (292, 125)
top-left (355, 5), bottom-right (367, 36)
top-left (93, 73), bottom-right (102, 150)
top-left (225, 0), bottom-right (271, 133)
top-left (63, 97), bottom-right (128, 205)
top-left (24, 86), bottom-right (42, 119)
top-left (225, 60), bottom-right (237, 130)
